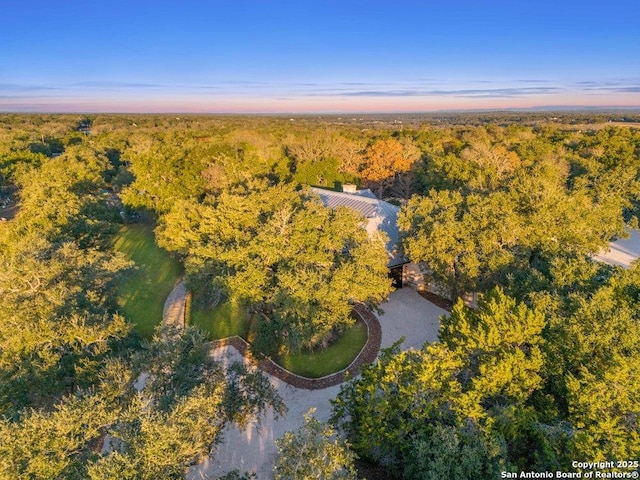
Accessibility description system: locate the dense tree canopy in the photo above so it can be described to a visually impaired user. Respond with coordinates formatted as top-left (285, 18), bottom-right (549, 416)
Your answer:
top-left (333, 269), bottom-right (640, 477)
top-left (399, 124), bottom-right (639, 299)
top-left (0, 328), bottom-right (284, 479)
top-left (0, 116), bottom-right (285, 476)
top-left (333, 289), bottom-right (550, 478)
top-left (157, 180), bottom-right (392, 352)
top-left (1, 113), bottom-right (639, 477)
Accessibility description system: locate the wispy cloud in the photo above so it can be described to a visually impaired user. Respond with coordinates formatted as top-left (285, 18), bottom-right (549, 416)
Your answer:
top-left (0, 81), bottom-right (165, 93)
top-left (0, 83), bottom-right (62, 92)
top-left (574, 79), bottom-right (640, 95)
top-left (216, 80), bottom-right (269, 86)
top-left (340, 90), bottom-right (424, 97)
top-left (516, 79), bottom-right (553, 83)
top-left (576, 79), bottom-right (640, 87)
top-left (332, 86), bottom-right (563, 98)
top-left (413, 78), bottom-right (441, 84)
top-left (69, 81), bottom-right (164, 89)
top-left (337, 82), bottom-right (379, 86)
top-left (581, 85), bottom-right (640, 93)
top-left (0, 81), bottom-right (224, 96)
top-left (185, 85), bottom-right (220, 90)
top-left (2, 76), bottom-right (639, 112)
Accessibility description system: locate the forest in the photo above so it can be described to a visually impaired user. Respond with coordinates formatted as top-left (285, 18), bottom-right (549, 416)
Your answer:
top-left (0, 112), bottom-right (639, 479)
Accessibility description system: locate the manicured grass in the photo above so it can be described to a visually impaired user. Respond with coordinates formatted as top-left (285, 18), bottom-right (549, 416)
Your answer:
top-left (191, 296), bottom-right (368, 378)
top-left (277, 321), bottom-right (368, 378)
top-left (113, 224), bottom-right (183, 337)
top-left (189, 296), bottom-right (251, 340)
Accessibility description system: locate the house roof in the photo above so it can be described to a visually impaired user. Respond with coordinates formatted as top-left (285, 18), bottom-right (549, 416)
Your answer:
top-left (310, 187), bottom-right (408, 268)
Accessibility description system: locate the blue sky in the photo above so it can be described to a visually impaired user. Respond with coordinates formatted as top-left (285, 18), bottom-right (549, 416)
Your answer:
top-left (1, 0), bottom-right (639, 112)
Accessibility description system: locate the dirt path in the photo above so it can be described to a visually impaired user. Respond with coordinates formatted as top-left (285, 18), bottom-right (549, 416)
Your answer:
top-left (162, 280), bottom-right (188, 329)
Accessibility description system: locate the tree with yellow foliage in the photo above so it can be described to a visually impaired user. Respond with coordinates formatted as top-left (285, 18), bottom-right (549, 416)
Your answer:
top-left (360, 138), bottom-right (419, 198)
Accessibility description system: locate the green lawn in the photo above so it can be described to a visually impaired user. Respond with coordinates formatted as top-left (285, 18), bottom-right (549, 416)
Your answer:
top-left (189, 296), bottom-right (251, 339)
top-left (113, 224), bottom-right (183, 337)
top-left (277, 321), bottom-right (368, 378)
top-left (191, 296), bottom-right (368, 378)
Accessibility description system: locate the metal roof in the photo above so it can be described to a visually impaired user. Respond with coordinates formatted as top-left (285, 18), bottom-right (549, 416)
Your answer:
top-left (310, 187), bottom-right (408, 267)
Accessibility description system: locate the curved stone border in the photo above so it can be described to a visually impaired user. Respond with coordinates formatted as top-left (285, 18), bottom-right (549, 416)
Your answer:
top-left (209, 304), bottom-right (382, 390)
top-left (162, 279), bottom-right (382, 389)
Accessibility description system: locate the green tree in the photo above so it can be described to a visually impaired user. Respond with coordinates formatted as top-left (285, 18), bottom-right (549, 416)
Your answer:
top-left (398, 190), bottom-right (520, 298)
top-left (400, 152), bottom-right (627, 300)
top-left (332, 341), bottom-right (504, 477)
top-left (405, 423), bottom-right (502, 480)
top-left (566, 359), bottom-right (640, 461)
top-left (157, 181), bottom-right (392, 352)
top-left (89, 327), bottom-right (284, 480)
top-left (439, 288), bottom-right (546, 419)
top-left (120, 134), bottom-right (207, 213)
top-left (0, 328), bottom-right (284, 479)
top-left (333, 290), bottom-right (547, 477)
top-left (0, 236), bottom-right (132, 413)
top-left (274, 409), bottom-right (359, 480)
top-left (0, 361), bottom-right (134, 479)
top-left (536, 267), bottom-right (640, 461)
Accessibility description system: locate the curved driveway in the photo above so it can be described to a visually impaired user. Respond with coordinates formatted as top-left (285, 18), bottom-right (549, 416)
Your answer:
top-left (189, 288), bottom-right (448, 479)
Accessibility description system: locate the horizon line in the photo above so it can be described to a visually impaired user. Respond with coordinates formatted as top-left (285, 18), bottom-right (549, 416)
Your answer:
top-left (2, 106), bottom-right (640, 116)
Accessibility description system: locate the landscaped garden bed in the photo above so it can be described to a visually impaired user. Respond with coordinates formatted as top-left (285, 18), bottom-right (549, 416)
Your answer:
top-left (208, 304), bottom-right (382, 389)
top-left (191, 298), bottom-right (371, 378)
top-left (276, 321), bottom-right (367, 378)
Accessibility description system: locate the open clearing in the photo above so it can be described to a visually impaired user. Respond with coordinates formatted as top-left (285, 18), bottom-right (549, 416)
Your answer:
top-left (113, 224), bottom-right (183, 336)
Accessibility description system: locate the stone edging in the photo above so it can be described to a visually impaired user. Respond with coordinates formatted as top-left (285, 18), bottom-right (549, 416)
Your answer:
top-left (162, 278), bottom-right (382, 390)
top-left (209, 304), bottom-right (382, 390)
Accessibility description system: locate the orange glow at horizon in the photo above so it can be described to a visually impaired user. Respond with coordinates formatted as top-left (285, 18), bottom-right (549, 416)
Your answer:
top-left (1, 91), bottom-right (639, 114)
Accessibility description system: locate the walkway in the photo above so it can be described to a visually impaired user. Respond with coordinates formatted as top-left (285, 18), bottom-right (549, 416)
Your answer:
top-left (160, 282), bottom-right (448, 478)
top-left (378, 287), bottom-right (445, 350)
top-left (162, 280), bottom-right (187, 329)
top-left (162, 280), bottom-right (382, 390)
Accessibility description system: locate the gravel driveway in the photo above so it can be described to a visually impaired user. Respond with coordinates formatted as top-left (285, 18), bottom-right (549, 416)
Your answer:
top-left (189, 288), bottom-right (447, 479)
top-left (593, 228), bottom-right (640, 268)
